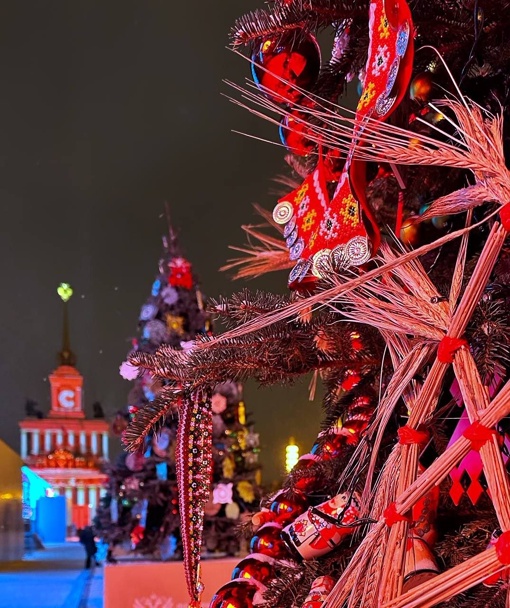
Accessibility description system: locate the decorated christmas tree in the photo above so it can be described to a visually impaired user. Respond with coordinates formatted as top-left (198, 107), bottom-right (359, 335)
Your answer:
top-left (123, 2), bottom-right (510, 607)
top-left (96, 224), bottom-right (262, 560)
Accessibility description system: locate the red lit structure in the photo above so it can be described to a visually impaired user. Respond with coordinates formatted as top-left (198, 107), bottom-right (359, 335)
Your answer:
top-left (19, 284), bottom-right (109, 530)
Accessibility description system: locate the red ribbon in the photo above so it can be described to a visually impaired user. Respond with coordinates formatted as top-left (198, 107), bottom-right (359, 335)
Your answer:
top-left (437, 336), bottom-right (468, 363)
top-left (397, 425), bottom-right (430, 445)
top-left (500, 204), bottom-right (510, 232)
top-left (383, 502), bottom-right (411, 527)
top-left (495, 531), bottom-right (510, 565)
top-left (463, 420), bottom-right (496, 451)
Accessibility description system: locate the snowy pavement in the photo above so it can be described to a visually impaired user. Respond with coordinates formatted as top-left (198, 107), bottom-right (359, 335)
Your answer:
top-left (0, 542), bottom-right (103, 608)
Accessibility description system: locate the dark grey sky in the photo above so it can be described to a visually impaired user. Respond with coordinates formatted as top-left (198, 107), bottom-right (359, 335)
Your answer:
top-left (0, 1), bottom-right (323, 483)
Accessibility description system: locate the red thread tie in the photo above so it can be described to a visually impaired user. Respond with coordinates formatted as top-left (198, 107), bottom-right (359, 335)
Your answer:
top-left (398, 425), bottom-right (430, 445)
top-left (463, 420), bottom-right (496, 451)
top-left (500, 204), bottom-right (510, 232)
top-left (384, 502), bottom-right (410, 527)
top-left (495, 531), bottom-right (510, 565)
top-left (437, 336), bottom-right (468, 363)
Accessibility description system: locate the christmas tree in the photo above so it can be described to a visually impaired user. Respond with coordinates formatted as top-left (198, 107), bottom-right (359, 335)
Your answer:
top-left (123, 2), bottom-right (510, 607)
top-left (96, 224), bottom-right (262, 560)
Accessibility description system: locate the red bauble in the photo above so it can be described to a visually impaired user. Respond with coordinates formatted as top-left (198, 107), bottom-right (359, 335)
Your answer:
top-left (231, 553), bottom-right (276, 586)
top-left (250, 523), bottom-right (289, 559)
top-left (251, 31), bottom-right (321, 105)
top-left (279, 110), bottom-right (314, 156)
top-left (292, 454), bottom-right (320, 493)
top-left (210, 578), bottom-right (264, 608)
top-left (269, 492), bottom-right (308, 525)
top-left (341, 372), bottom-right (361, 391)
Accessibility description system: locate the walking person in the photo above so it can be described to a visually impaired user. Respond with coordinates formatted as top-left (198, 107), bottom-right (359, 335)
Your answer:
top-left (78, 526), bottom-right (101, 569)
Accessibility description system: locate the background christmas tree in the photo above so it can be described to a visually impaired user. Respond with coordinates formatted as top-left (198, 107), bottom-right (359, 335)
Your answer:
top-left (95, 224), bottom-right (262, 560)
top-left (123, 2), bottom-right (510, 607)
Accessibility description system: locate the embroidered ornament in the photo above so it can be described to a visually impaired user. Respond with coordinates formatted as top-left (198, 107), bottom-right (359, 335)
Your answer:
top-left (277, 0), bottom-right (414, 285)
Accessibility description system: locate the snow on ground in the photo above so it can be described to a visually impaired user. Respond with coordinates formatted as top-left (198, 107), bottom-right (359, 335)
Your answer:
top-left (0, 542), bottom-right (103, 608)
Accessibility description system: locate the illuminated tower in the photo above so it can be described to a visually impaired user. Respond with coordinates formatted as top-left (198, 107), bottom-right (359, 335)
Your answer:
top-left (19, 283), bottom-right (109, 530)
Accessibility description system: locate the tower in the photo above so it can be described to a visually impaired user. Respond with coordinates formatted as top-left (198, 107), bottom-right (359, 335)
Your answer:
top-left (19, 283), bottom-right (109, 531)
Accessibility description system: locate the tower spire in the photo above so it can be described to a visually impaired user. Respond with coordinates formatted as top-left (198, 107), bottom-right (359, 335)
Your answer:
top-left (57, 282), bottom-right (76, 367)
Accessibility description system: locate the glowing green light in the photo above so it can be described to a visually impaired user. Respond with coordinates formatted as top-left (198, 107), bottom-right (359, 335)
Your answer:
top-left (57, 283), bottom-right (73, 302)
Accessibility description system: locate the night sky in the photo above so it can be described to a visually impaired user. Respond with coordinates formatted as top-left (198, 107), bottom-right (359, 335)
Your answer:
top-left (0, 1), bottom-right (323, 483)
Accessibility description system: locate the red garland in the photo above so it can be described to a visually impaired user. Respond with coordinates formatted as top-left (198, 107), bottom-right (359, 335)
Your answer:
top-left (383, 502), bottom-right (411, 527)
top-left (499, 204), bottom-right (510, 232)
top-left (495, 531), bottom-right (510, 565)
top-left (176, 391), bottom-right (213, 606)
top-left (462, 420), bottom-right (497, 451)
top-left (397, 425), bottom-right (430, 445)
top-left (437, 336), bottom-right (468, 364)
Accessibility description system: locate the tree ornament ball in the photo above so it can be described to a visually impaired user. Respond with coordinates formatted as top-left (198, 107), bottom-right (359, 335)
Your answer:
top-left (279, 109), bottom-right (314, 156)
top-left (292, 454), bottom-right (320, 493)
top-left (311, 434), bottom-right (346, 460)
top-left (250, 522), bottom-right (289, 558)
top-left (209, 578), bottom-right (263, 608)
top-left (410, 72), bottom-right (433, 103)
top-left (400, 219), bottom-right (420, 246)
top-left (251, 30), bottom-right (321, 105)
top-left (269, 492), bottom-right (308, 524)
top-left (231, 554), bottom-right (276, 586)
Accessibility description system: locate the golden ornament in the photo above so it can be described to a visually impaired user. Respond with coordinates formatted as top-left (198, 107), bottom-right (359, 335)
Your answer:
top-left (237, 480), bottom-right (255, 503)
top-left (165, 314), bottom-right (185, 335)
top-left (222, 454), bottom-right (235, 479)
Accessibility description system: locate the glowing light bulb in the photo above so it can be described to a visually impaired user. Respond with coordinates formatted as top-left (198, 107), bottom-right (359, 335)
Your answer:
top-left (285, 438), bottom-right (300, 473)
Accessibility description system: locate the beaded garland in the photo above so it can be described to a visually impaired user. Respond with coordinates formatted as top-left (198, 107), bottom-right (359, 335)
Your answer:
top-left (175, 390), bottom-right (213, 606)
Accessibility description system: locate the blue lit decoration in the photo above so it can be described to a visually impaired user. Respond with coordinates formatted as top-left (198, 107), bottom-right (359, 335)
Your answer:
top-left (156, 462), bottom-right (168, 480)
top-left (143, 386), bottom-right (155, 402)
top-left (139, 303), bottom-right (157, 321)
top-left (21, 466), bottom-right (52, 521)
top-left (151, 279), bottom-right (161, 296)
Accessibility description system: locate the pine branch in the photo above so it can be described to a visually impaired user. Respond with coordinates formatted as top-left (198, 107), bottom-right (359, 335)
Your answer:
top-left (122, 385), bottom-right (183, 452)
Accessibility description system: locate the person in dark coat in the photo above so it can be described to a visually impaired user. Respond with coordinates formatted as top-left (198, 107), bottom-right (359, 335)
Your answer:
top-left (78, 526), bottom-right (101, 569)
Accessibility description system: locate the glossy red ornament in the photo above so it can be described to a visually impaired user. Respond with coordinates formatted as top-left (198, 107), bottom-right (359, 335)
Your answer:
top-left (231, 553), bottom-right (277, 586)
top-left (341, 372), bottom-right (361, 391)
top-left (269, 491), bottom-right (308, 525)
top-left (250, 522), bottom-right (289, 558)
top-left (292, 454), bottom-right (320, 493)
top-left (251, 31), bottom-right (321, 105)
top-left (209, 578), bottom-right (265, 608)
top-left (279, 110), bottom-right (314, 156)
top-left (311, 433), bottom-right (346, 460)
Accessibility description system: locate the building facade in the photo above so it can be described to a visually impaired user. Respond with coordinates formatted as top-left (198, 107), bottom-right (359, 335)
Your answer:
top-left (19, 285), bottom-right (109, 530)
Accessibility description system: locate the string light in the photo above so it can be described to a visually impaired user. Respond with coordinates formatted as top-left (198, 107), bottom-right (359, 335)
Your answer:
top-left (285, 437), bottom-right (300, 473)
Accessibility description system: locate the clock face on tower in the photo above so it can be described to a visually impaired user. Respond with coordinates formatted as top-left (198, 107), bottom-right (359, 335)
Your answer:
top-left (58, 388), bottom-right (76, 409)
